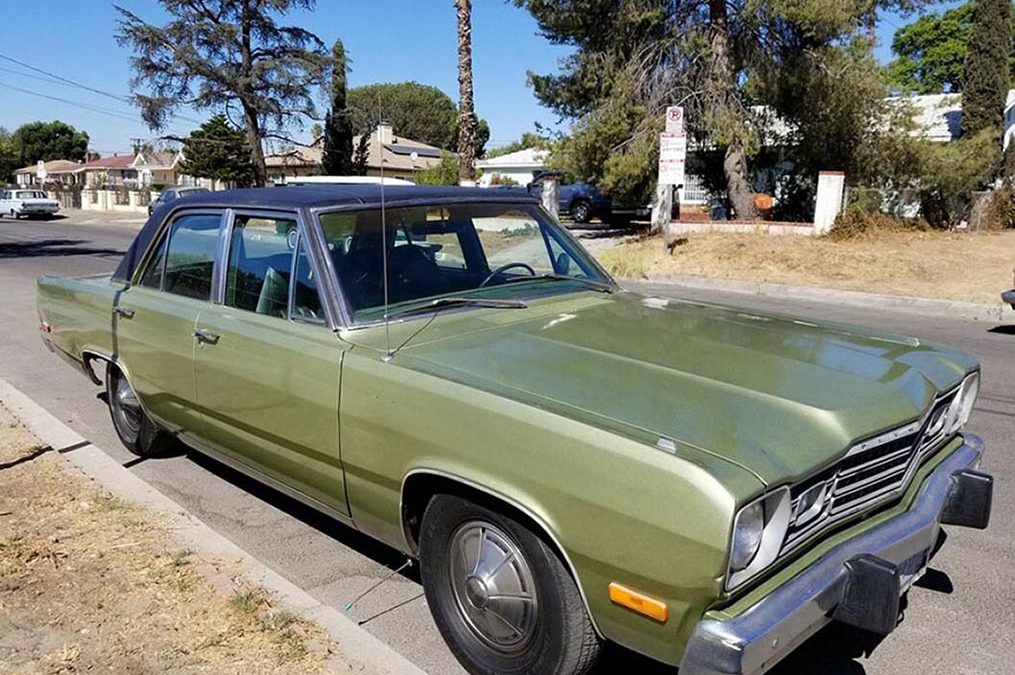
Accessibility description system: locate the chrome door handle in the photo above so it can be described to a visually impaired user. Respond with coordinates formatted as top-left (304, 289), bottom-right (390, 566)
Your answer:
top-left (113, 305), bottom-right (134, 319)
top-left (193, 328), bottom-right (220, 344)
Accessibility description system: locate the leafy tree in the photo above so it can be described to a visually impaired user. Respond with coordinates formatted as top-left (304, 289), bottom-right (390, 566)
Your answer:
top-left (518, 0), bottom-right (930, 219)
top-left (178, 114), bottom-right (255, 187)
top-left (11, 121), bottom-right (89, 165)
top-left (889, 4), bottom-right (975, 93)
top-left (961, 0), bottom-right (1013, 141)
top-left (456, 0), bottom-right (476, 182)
top-left (0, 128), bottom-right (21, 182)
top-left (115, 0), bottom-right (330, 187)
top-left (414, 153), bottom-right (460, 185)
top-left (346, 81), bottom-right (489, 156)
top-left (322, 39), bottom-right (355, 175)
top-left (485, 132), bottom-right (551, 158)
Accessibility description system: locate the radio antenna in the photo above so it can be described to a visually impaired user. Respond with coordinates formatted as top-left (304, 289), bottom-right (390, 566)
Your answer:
top-left (378, 106), bottom-right (393, 362)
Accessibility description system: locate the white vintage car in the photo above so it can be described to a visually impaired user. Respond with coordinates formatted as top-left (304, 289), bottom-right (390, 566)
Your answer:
top-left (1, 189), bottom-right (61, 219)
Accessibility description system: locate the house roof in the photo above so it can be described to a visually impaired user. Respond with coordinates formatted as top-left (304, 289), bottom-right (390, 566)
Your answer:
top-left (477, 148), bottom-right (549, 169)
top-left (902, 93), bottom-right (964, 143)
top-left (79, 154), bottom-right (137, 170)
top-left (264, 132), bottom-right (448, 173)
top-left (13, 159), bottom-right (83, 175)
top-left (135, 151), bottom-right (180, 170)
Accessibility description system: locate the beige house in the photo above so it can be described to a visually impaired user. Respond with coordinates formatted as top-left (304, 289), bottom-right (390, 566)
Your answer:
top-left (13, 160), bottom-right (85, 187)
top-left (265, 123), bottom-right (449, 184)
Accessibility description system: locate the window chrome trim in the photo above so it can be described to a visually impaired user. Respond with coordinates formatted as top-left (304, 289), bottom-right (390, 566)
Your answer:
top-left (307, 200), bottom-right (617, 332)
top-left (128, 207), bottom-right (228, 290)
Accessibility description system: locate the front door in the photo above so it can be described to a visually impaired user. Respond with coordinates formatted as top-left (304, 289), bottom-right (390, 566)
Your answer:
top-left (112, 210), bottom-right (223, 438)
top-left (193, 212), bottom-right (349, 516)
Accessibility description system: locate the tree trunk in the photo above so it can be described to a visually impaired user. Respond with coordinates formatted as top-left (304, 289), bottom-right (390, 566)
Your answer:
top-left (241, 102), bottom-right (267, 187)
top-left (456, 0), bottom-right (476, 184)
top-left (238, 0), bottom-right (267, 187)
top-left (707, 0), bottom-right (755, 219)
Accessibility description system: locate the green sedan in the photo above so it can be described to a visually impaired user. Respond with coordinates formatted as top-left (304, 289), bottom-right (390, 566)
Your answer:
top-left (36, 186), bottom-right (993, 674)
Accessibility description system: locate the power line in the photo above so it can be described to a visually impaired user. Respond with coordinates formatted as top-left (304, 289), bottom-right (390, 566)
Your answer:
top-left (0, 80), bottom-right (189, 138)
top-left (0, 52), bottom-right (204, 126)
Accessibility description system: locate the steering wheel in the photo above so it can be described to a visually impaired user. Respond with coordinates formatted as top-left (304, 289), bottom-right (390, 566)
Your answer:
top-left (479, 262), bottom-right (537, 287)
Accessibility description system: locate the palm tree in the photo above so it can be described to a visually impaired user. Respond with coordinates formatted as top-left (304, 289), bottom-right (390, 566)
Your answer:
top-left (455, 0), bottom-right (476, 184)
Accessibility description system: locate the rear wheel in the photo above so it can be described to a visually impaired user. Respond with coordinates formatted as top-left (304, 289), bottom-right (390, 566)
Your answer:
top-left (420, 494), bottom-right (602, 675)
top-left (105, 364), bottom-right (164, 457)
top-left (570, 199), bottom-right (592, 224)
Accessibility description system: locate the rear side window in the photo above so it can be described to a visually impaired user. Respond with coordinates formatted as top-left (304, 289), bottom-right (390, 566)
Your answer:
top-left (156, 213), bottom-right (222, 299)
top-left (224, 215), bottom-right (297, 318)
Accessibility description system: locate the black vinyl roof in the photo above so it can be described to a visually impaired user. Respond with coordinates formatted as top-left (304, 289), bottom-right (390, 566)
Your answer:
top-left (114, 185), bottom-right (538, 282)
top-left (170, 184), bottom-right (538, 210)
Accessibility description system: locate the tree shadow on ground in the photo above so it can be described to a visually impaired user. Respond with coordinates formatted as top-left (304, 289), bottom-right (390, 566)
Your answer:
top-left (0, 239), bottom-right (124, 259)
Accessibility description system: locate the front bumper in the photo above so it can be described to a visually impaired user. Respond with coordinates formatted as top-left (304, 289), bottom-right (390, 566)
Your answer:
top-left (1003, 289), bottom-right (1015, 308)
top-left (680, 435), bottom-right (991, 675)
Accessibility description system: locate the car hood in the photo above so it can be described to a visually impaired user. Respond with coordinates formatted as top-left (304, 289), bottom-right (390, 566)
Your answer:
top-left (370, 291), bottom-right (976, 485)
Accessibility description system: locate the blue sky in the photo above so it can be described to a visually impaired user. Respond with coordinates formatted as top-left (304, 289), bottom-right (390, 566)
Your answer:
top-left (0, 0), bottom-right (962, 156)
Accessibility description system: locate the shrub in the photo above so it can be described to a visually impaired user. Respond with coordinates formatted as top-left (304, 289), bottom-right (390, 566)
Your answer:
top-left (414, 153), bottom-right (459, 186)
top-left (828, 202), bottom-right (928, 241)
top-left (984, 182), bottom-right (1015, 229)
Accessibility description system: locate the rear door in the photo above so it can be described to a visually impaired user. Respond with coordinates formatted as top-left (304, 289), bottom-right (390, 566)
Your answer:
top-left (193, 211), bottom-right (349, 516)
top-left (112, 210), bottom-right (224, 438)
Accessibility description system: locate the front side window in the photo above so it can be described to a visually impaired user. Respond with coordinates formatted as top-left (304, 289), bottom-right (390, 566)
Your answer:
top-left (318, 202), bottom-right (609, 321)
top-left (161, 213), bottom-right (222, 299)
top-left (224, 215), bottom-right (297, 318)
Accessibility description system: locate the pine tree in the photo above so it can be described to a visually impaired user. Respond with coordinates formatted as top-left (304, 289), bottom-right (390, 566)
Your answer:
top-left (961, 0), bottom-right (1012, 138)
top-left (322, 39), bottom-right (355, 175)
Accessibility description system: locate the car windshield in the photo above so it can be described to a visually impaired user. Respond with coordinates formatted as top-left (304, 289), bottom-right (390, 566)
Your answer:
top-left (316, 202), bottom-right (612, 321)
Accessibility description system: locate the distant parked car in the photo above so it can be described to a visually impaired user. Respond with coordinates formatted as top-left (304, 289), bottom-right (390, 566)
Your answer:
top-left (148, 186), bottom-right (211, 216)
top-left (0, 188), bottom-right (60, 219)
top-left (525, 171), bottom-right (612, 224)
top-left (1003, 269), bottom-right (1015, 309)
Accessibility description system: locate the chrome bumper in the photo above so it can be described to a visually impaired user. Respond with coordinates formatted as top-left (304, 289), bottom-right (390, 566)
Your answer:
top-left (680, 435), bottom-right (990, 675)
top-left (1003, 289), bottom-right (1015, 307)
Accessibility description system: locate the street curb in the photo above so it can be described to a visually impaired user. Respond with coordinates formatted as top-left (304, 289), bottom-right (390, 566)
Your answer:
top-left (0, 379), bottom-right (427, 675)
top-left (634, 274), bottom-right (1008, 323)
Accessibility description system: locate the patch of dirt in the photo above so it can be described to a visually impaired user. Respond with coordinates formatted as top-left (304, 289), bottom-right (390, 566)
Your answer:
top-left (596, 229), bottom-right (1015, 306)
top-left (0, 402), bottom-right (364, 674)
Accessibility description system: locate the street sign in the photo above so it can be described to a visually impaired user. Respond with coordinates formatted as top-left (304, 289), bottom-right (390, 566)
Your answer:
top-left (665, 106), bottom-right (685, 136)
top-left (658, 133), bottom-right (686, 186)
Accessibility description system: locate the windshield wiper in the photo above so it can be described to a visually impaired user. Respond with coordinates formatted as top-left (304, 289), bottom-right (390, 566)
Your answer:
top-left (389, 296), bottom-right (528, 318)
top-left (496, 273), bottom-right (616, 293)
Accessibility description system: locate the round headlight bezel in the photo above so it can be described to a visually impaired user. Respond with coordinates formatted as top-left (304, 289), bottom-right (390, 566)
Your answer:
top-left (947, 371), bottom-right (980, 434)
top-left (726, 487), bottom-right (791, 591)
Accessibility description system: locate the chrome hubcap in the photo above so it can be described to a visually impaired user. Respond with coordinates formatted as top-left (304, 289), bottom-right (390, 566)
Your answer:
top-left (448, 521), bottom-right (538, 654)
top-left (113, 374), bottom-right (142, 438)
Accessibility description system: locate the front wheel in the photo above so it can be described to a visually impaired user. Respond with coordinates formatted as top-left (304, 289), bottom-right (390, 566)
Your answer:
top-left (570, 199), bottom-right (592, 224)
top-left (105, 364), bottom-right (165, 457)
top-left (420, 494), bottom-right (602, 675)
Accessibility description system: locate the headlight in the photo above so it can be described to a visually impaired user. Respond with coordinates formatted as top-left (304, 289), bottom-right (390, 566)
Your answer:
top-left (947, 372), bottom-right (980, 433)
top-left (726, 487), bottom-right (791, 590)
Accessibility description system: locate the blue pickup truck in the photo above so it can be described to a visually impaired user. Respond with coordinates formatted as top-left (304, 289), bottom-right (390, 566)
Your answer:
top-left (523, 171), bottom-right (611, 223)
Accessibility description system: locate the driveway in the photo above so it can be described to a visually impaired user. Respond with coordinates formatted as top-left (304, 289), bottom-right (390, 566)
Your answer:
top-left (1, 214), bottom-right (1012, 674)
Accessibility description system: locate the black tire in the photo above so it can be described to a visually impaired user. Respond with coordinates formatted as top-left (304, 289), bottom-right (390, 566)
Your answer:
top-left (105, 364), bottom-right (165, 457)
top-left (570, 200), bottom-right (592, 224)
top-left (420, 494), bottom-right (602, 675)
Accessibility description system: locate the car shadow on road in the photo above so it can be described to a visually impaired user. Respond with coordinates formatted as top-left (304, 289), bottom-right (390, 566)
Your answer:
top-left (176, 440), bottom-right (416, 579)
top-left (0, 238), bottom-right (124, 259)
top-left (987, 324), bottom-right (1015, 335)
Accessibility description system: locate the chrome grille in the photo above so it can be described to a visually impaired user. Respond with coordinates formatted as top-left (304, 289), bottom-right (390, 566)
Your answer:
top-left (781, 387), bottom-right (960, 553)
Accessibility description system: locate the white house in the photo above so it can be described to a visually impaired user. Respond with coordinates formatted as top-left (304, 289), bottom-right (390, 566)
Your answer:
top-left (476, 148), bottom-right (549, 187)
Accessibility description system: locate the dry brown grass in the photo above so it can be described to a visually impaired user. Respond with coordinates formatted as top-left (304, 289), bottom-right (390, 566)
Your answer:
top-left (0, 402), bottom-right (358, 675)
top-left (597, 229), bottom-right (1015, 306)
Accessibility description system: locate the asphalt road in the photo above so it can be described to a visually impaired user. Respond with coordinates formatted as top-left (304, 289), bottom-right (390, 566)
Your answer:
top-left (1, 211), bottom-right (1012, 674)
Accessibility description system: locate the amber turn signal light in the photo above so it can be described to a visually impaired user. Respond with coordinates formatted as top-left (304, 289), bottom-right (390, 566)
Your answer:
top-left (608, 582), bottom-right (668, 623)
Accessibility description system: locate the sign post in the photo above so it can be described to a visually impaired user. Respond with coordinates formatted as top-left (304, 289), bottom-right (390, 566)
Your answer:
top-left (652, 106), bottom-right (688, 249)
